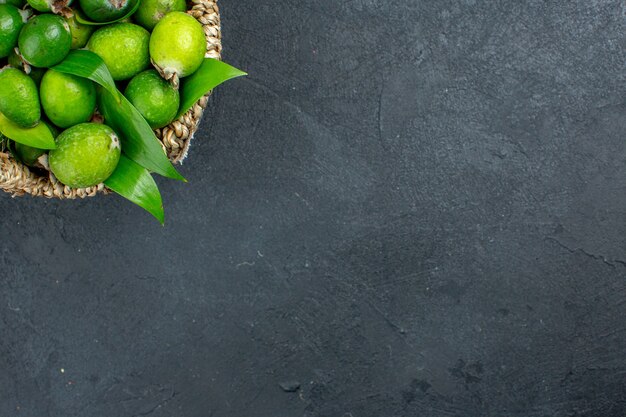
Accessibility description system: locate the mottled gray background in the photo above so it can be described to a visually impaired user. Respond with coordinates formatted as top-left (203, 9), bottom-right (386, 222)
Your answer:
top-left (1, 0), bottom-right (626, 416)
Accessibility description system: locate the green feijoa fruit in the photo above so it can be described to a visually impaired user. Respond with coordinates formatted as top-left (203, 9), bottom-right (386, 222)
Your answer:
top-left (0, 0), bottom-right (26, 8)
top-left (87, 23), bottom-right (149, 80)
top-left (125, 69), bottom-right (179, 128)
top-left (79, 0), bottom-right (138, 23)
top-left (26, 0), bottom-right (71, 13)
top-left (49, 123), bottom-right (121, 188)
top-left (18, 14), bottom-right (71, 68)
top-left (134, 0), bottom-right (185, 31)
top-left (0, 67), bottom-right (40, 127)
top-left (40, 69), bottom-right (96, 128)
top-left (150, 12), bottom-right (206, 79)
top-left (0, 5), bottom-right (28, 59)
top-left (65, 14), bottom-right (94, 49)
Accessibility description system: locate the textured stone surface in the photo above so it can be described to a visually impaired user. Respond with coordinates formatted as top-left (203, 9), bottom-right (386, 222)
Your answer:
top-left (1, 1), bottom-right (625, 416)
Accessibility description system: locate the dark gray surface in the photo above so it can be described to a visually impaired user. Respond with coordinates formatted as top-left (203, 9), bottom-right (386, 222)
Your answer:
top-left (1, 1), bottom-right (626, 416)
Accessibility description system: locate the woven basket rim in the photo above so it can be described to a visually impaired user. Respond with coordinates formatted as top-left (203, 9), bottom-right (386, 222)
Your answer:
top-left (0, 0), bottom-right (222, 199)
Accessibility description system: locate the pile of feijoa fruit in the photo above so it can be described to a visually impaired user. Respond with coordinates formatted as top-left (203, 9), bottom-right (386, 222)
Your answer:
top-left (0, 0), bottom-right (210, 189)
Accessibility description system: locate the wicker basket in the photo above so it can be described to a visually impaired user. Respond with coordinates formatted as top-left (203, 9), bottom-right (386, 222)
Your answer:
top-left (0, 0), bottom-right (222, 199)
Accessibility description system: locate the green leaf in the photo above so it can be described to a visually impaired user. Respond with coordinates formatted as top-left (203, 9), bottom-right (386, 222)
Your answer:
top-left (74, 1), bottom-right (141, 26)
top-left (53, 50), bottom-right (184, 181)
top-left (52, 50), bottom-right (119, 100)
top-left (178, 59), bottom-right (247, 118)
top-left (0, 113), bottom-right (56, 150)
top-left (98, 88), bottom-right (185, 181)
top-left (104, 155), bottom-right (165, 224)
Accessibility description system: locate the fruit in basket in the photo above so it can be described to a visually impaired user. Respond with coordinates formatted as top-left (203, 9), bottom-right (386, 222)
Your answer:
top-left (0, 5), bottom-right (27, 59)
top-left (65, 14), bottom-right (95, 49)
top-left (134, 0), bottom-right (186, 30)
top-left (79, 0), bottom-right (138, 23)
top-left (40, 69), bottom-right (96, 128)
top-left (149, 12), bottom-right (206, 79)
top-left (87, 22), bottom-right (150, 80)
top-left (125, 69), bottom-right (179, 128)
top-left (0, 67), bottom-right (41, 127)
top-left (0, 0), bottom-right (244, 222)
top-left (49, 123), bottom-right (121, 188)
top-left (18, 14), bottom-right (72, 68)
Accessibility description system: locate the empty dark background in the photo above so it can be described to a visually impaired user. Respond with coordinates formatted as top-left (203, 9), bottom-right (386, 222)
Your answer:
top-left (1, 0), bottom-right (625, 416)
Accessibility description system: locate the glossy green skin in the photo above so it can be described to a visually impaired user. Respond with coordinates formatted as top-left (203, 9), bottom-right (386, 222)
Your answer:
top-left (65, 15), bottom-right (95, 49)
top-left (150, 12), bottom-right (206, 78)
top-left (18, 14), bottom-right (71, 68)
top-left (134, 0), bottom-right (185, 30)
top-left (41, 69), bottom-right (96, 128)
top-left (49, 123), bottom-right (121, 188)
top-left (0, 67), bottom-right (41, 127)
top-left (0, 0), bottom-right (26, 8)
top-left (79, 0), bottom-right (138, 22)
top-left (125, 69), bottom-right (179, 128)
top-left (0, 5), bottom-right (25, 59)
top-left (87, 23), bottom-right (149, 80)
